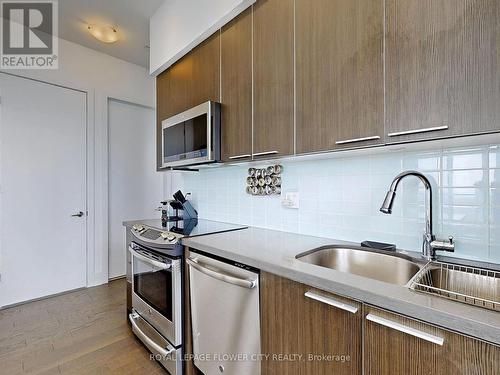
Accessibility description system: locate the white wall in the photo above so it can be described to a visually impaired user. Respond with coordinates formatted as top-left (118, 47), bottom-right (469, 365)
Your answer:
top-left (150, 0), bottom-right (255, 75)
top-left (166, 137), bottom-right (500, 265)
top-left (1, 37), bottom-right (156, 287)
top-left (2, 37), bottom-right (154, 106)
top-left (108, 99), bottom-right (162, 279)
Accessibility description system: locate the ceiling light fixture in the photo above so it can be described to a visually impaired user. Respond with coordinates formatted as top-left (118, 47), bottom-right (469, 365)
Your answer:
top-left (87, 25), bottom-right (119, 43)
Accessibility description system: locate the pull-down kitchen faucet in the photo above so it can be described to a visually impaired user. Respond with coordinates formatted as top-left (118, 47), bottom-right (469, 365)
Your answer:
top-left (380, 171), bottom-right (454, 260)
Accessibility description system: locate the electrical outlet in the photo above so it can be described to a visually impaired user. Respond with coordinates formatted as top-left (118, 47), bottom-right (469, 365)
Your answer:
top-left (281, 192), bottom-right (299, 209)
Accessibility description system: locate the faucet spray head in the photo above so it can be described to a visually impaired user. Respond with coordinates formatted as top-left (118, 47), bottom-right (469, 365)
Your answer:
top-left (380, 190), bottom-right (396, 214)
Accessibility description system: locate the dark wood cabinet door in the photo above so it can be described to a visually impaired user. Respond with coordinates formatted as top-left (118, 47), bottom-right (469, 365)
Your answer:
top-left (260, 272), bottom-right (362, 375)
top-left (253, 0), bottom-right (294, 158)
top-left (364, 306), bottom-right (500, 375)
top-left (221, 8), bottom-right (252, 162)
top-left (296, 0), bottom-right (384, 154)
top-left (189, 33), bottom-right (220, 109)
top-left (385, 0), bottom-right (500, 143)
top-left (155, 33), bottom-right (220, 169)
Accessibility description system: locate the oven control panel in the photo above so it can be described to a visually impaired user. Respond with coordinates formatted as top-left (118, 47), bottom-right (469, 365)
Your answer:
top-left (132, 224), bottom-right (181, 245)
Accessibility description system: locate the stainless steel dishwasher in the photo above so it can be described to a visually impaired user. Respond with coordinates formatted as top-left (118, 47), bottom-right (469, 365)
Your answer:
top-left (187, 251), bottom-right (261, 375)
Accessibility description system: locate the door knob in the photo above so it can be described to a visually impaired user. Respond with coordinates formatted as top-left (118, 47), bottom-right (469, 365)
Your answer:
top-left (71, 211), bottom-right (84, 217)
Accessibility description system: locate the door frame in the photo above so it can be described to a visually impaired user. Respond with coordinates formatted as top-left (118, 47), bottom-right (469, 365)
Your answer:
top-left (102, 96), bottom-right (155, 281)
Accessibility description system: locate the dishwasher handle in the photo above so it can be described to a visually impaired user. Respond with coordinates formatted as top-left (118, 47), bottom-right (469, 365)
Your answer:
top-left (187, 257), bottom-right (257, 289)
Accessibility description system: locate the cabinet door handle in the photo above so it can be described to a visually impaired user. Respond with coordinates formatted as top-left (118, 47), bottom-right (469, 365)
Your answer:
top-left (253, 150), bottom-right (279, 157)
top-left (335, 136), bottom-right (381, 145)
top-left (387, 125), bottom-right (448, 137)
top-left (365, 313), bottom-right (444, 346)
top-left (228, 154), bottom-right (251, 160)
top-left (304, 291), bottom-right (358, 314)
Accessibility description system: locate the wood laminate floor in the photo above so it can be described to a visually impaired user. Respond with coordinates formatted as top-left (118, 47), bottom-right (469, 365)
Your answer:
top-left (0, 279), bottom-right (164, 375)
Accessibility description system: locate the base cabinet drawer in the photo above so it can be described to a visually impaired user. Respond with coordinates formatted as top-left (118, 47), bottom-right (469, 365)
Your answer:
top-left (260, 272), bottom-right (362, 375)
top-left (363, 306), bottom-right (500, 375)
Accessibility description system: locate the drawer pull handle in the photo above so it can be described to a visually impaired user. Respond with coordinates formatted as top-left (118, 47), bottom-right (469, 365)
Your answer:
top-left (366, 313), bottom-right (444, 346)
top-left (228, 154), bottom-right (251, 160)
top-left (388, 125), bottom-right (448, 137)
top-left (253, 150), bottom-right (279, 157)
top-left (129, 312), bottom-right (176, 357)
top-left (335, 136), bottom-right (380, 145)
top-left (304, 291), bottom-right (358, 314)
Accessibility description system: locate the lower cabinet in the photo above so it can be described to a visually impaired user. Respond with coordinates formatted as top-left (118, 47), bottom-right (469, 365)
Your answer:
top-left (260, 273), bottom-right (500, 375)
top-left (260, 272), bottom-right (362, 375)
top-left (363, 306), bottom-right (500, 375)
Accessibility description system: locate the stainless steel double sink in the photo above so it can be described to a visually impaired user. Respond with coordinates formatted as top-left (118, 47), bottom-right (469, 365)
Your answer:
top-left (296, 245), bottom-right (500, 312)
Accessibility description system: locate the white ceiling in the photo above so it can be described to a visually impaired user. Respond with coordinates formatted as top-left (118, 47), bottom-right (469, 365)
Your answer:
top-left (58, 0), bottom-right (165, 68)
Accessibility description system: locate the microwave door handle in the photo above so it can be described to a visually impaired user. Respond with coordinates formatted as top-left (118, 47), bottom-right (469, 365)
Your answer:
top-left (128, 246), bottom-right (171, 270)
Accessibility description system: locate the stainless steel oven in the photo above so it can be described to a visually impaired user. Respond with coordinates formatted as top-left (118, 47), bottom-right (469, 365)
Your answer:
top-left (129, 242), bottom-right (182, 375)
top-left (161, 101), bottom-right (221, 168)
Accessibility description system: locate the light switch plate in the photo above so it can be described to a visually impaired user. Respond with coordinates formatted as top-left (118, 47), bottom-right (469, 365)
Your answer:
top-left (282, 192), bottom-right (299, 209)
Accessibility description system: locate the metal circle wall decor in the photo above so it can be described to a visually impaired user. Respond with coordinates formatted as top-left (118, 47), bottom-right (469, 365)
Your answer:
top-left (247, 165), bottom-right (283, 196)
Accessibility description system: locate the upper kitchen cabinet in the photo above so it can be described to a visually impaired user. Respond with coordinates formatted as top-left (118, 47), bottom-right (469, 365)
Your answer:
top-left (221, 8), bottom-right (253, 162)
top-left (253, 0), bottom-right (295, 159)
top-left (385, 0), bottom-right (500, 143)
top-left (189, 34), bottom-right (221, 109)
top-left (296, 0), bottom-right (384, 154)
top-left (156, 33), bottom-right (220, 169)
top-left (156, 33), bottom-right (220, 120)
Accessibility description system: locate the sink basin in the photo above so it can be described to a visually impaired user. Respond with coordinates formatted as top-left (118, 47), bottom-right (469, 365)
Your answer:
top-left (411, 261), bottom-right (500, 312)
top-left (296, 245), bottom-right (422, 286)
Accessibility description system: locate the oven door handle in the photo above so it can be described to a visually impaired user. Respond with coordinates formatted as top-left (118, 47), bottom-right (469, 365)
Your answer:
top-left (186, 257), bottom-right (257, 289)
top-left (129, 246), bottom-right (172, 270)
top-left (129, 312), bottom-right (176, 356)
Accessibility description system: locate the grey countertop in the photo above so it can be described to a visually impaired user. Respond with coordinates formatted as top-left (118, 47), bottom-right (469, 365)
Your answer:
top-left (181, 226), bottom-right (500, 346)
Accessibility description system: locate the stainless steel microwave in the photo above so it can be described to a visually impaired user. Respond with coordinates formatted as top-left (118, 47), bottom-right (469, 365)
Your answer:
top-left (161, 101), bottom-right (221, 168)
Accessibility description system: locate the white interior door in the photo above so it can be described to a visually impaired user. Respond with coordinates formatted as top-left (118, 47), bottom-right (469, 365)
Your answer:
top-left (0, 73), bottom-right (87, 307)
top-left (108, 99), bottom-right (162, 279)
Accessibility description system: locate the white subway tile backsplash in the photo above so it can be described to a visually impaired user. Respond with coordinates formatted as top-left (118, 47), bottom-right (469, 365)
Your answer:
top-left (489, 246), bottom-right (500, 263)
top-left (171, 143), bottom-right (500, 264)
top-left (319, 212), bottom-right (343, 227)
top-left (342, 186), bottom-right (371, 203)
top-left (446, 239), bottom-right (490, 262)
top-left (342, 157), bottom-right (371, 175)
top-left (490, 225), bottom-right (500, 243)
top-left (442, 147), bottom-right (487, 170)
top-left (491, 170), bottom-right (500, 188)
top-left (441, 223), bottom-right (488, 242)
top-left (342, 201), bottom-right (371, 216)
top-left (402, 151), bottom-right (441, 171)
top-left (490, 207), bottom-right (500, 225)
top-left (491, 189), bottom-right (500, 207)
top-left (442, 170), bottom-right (486, 188)
top-left (369, 173), bottom-right (399, 189)
top-left (442, 205), bottom-right (488, 224)
top-left (370, 154), bottom-right (402, 174)
top-left (489, 146), bottom-right (500, 169)
top-left (442, 188), bottom-right (487, 206)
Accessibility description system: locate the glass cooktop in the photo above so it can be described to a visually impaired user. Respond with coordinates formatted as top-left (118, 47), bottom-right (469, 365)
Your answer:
top-left (133, 219), bottom-right (247, 238)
